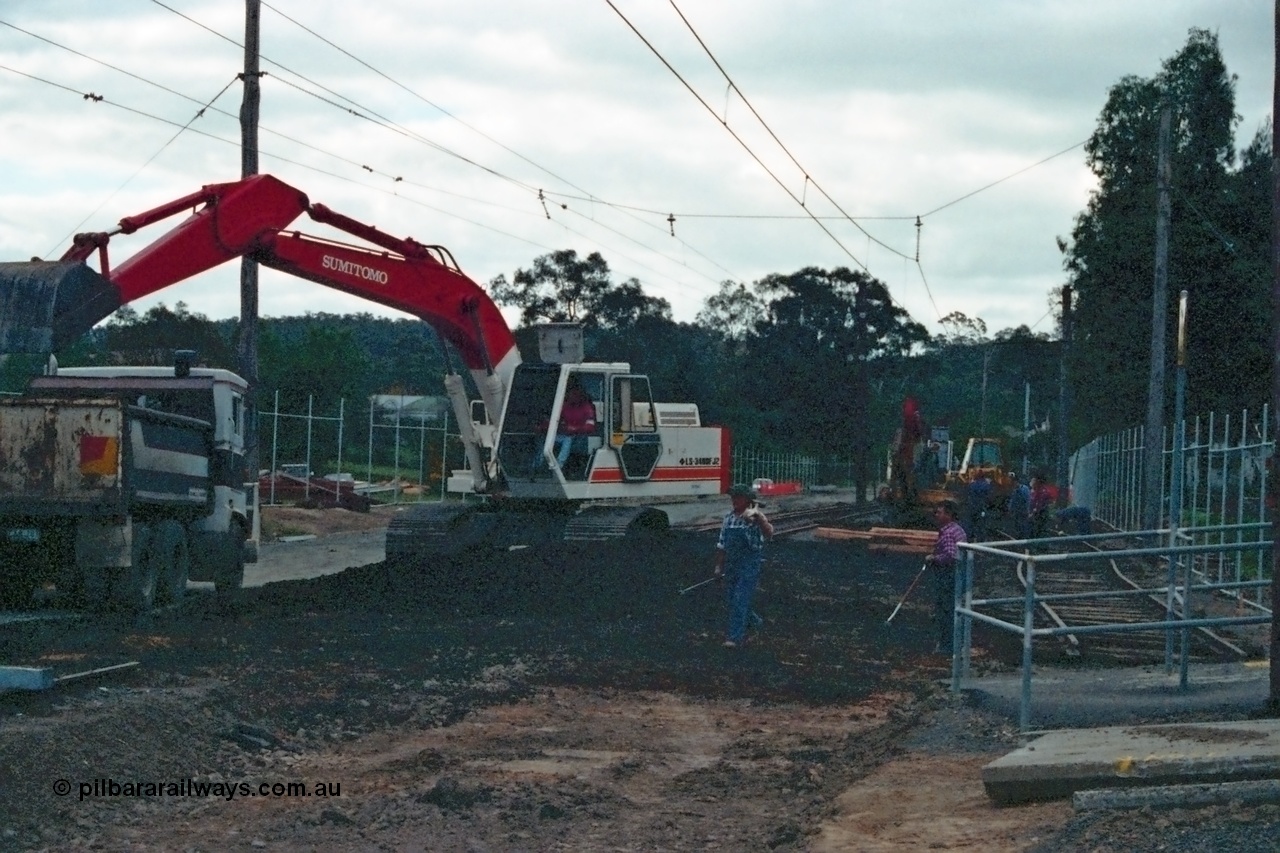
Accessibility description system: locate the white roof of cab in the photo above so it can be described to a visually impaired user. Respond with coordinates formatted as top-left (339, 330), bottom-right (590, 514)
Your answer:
top-left (55, 366), bottom-right (247, 388)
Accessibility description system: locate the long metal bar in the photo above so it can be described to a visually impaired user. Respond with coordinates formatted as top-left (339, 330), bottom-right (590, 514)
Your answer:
top-left (964, 533), bottom-right (1271, 565)
top-left (270, 388), bottom-right (279, 504)
top-left (954, 606), bottom-right (1271, 637)
top-left (972, 576), bottom-right (1272, 608)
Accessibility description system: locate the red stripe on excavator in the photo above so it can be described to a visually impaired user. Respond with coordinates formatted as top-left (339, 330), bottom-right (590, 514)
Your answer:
top-left (588, 466), bottom-right (722, 484)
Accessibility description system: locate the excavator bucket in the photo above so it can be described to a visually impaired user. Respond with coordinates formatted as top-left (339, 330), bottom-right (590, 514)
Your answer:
top-left (0, 261), bottom-right (122, 354)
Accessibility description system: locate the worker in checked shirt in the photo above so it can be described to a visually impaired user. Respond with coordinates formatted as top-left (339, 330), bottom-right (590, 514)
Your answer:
top-left (924, 499), bottom-right (967, 655)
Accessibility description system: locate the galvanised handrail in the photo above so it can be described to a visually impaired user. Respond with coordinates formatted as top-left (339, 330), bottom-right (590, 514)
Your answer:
top-left (947, 524), bottom-right (1272, 734)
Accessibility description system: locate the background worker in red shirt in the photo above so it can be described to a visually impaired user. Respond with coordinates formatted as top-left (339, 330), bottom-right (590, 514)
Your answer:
top-left (1029, 472), bottom-right (1058, 538)
top-left (925, 499), bottom-right (967, 655)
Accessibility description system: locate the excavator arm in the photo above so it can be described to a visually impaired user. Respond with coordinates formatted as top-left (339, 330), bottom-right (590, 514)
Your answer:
top-left (0, 173), bottom-right (520, 489)
top-left (31, 174), bottom-right (516, 378)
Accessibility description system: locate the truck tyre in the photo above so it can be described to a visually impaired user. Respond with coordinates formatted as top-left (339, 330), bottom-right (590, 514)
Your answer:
top-left (0, 550), bottom-right (38, 609)
top-left (215, 524), bottom-right (246, 598)
top-left (115, 523), bottom-right (157, 613)
top-left (154, 521), bottom-right (190, 606)
top-left (81, 568), bottom-right (111, 612)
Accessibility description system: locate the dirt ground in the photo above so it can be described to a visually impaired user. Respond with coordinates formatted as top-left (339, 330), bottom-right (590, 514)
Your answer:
top-left (259, 504), bottom-right (399, 541)
top-left (0, 504), bottom-right (1273, 851)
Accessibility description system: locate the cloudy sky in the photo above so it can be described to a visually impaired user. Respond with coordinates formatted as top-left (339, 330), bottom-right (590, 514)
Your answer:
top-left (0, 1), bottom-right (1272, 339)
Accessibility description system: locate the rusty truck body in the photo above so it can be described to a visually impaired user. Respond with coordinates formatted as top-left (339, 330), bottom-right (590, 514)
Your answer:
top-left (0, 358), bottom-right (257, 611)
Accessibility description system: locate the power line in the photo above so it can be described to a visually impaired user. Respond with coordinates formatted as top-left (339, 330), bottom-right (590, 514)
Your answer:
top-left (45, 76), bottom-right (242, 257)
top-left (537, 137), bottom-right (1087, 226)
top-left (255, 1), bottom-right (747, 287)
top-left (250, 2), bottom-right (747, 286)
top-left (145, 0), bottom-right (539, 192)
top-left (0, 61), bottom-right (552, 262)
top-left (0, 63), bottom-right (727, 311)
top-left (259, 1), bottom-right (586, 199)
top-left (0, 21), bottom-right (538, 226)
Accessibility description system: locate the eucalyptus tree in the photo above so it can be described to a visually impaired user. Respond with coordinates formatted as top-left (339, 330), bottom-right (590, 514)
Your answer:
top-left (1062, 28), bottom-right (1264, 435)
top-left (744, 266), bottom-right (927, 498)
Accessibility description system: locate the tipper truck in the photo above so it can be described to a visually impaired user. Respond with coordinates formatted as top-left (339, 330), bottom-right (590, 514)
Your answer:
top-left (0, 355), bottom-right (256, 611)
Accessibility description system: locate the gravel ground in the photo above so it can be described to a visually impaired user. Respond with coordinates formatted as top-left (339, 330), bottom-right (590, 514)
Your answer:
top-left (0, 517), bottom-right (1276, 851)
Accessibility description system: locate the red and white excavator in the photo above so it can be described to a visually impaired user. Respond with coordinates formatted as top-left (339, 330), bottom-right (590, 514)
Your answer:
top-left (0, 174), bottom-right (730, 561)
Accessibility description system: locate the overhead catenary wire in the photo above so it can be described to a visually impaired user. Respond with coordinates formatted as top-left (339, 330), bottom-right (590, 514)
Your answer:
top-left (1, 10), bottom-right (739, 302)
top-left (43, 75), bottom-right (242, 258)
top-left (0, 17), bottom-right (532, 217)
top-left (667, 0), bottom-right (911, 264)
top-left (253, 1), bottom-right (745, 290)
top-left (148, 0), bottom-right (747, 295)
top-left (4, 5), bottom-right (1088, 333)
top-left (661, 0), bottom-right (946, 323)
top-left (145, 0), bottom-right (538, 194)
top-left (605, 0), bottom-right (873, 277)
top-left (538, 141), bottom-right (1091, 226)
top-left (0, 62), bottom-right (711, 306)
top-left (0, 61), bottom-right (556, 261)
top-left (162, 2), bottom-right (1080, 313)
top-left (918, 139), bottom-right (1088, 218)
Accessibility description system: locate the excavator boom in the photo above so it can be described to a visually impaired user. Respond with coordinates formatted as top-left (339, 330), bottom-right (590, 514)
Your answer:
top-left (3, 174), bottom-right (517, 383)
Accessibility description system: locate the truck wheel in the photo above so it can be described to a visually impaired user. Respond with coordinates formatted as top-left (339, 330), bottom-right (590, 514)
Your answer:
top-left (115, 523), bottom-right (157, 613)
top-left (81, 567), bottom-right (112, 612)
top-left (0, 550), bottom-right (39, 609)
top-left (215, 524), bottom-right (246, 598)
top-left (154, 521), bottom-right (190, 606)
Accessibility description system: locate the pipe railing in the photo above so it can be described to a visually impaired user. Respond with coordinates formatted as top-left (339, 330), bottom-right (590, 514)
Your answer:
top-left (946, 524), bottom-right (1272, 734)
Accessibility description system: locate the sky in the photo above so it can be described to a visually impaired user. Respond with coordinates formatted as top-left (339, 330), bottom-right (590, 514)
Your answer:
top-left (0, 1), bottom-right (1272, 340)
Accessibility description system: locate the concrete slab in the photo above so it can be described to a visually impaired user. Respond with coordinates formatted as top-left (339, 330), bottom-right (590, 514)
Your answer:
top-left (965, 661), bottom-right (1271, 729)
top-left (982, 718), bottom-right (1280, 804)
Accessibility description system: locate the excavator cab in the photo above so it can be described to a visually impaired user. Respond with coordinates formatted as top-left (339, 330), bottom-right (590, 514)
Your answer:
top-left (495, 364), bottom-right (602, 483)
top-left (495, 362), bottom-right (665, 498)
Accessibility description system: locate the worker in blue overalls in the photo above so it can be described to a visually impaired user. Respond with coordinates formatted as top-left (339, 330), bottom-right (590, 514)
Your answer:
top-left (713, 484), bottom-right (775, 648)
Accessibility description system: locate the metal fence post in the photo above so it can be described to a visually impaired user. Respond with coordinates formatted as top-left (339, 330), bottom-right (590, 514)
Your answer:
top-left (304, 394), bottom-right (313, 500)
top-left (336, 397), bottom-right (344, 481)
top-left (269, 388), bottom-right (279, 505)
top-left (440, 409), bottom-right (449, 502)
top-left (1020, 556), bottom-right (1036, 734)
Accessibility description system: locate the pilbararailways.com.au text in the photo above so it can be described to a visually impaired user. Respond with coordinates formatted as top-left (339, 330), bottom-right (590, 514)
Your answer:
top-left (55, 778), bottom-right (343, 802)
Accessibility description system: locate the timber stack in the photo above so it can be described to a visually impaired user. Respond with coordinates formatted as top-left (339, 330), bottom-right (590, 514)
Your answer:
top-left (813, 526), bottom-right (935, 554)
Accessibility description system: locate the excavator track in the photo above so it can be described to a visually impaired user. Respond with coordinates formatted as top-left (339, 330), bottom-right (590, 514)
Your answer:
top-left (386, 502), bottom-right (671, 559)
top-left (563, 506), bottom-right (669, 541)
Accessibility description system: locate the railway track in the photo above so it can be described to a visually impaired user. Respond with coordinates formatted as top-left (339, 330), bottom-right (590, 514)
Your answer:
top-left (976, 529), bottom-right (1255, 667)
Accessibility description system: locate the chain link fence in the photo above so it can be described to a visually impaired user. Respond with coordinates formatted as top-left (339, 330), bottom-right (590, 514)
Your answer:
top-left (1070, 405), bottom-right (1272, 608)
top-left (258, 395), bottom-right (859, 504)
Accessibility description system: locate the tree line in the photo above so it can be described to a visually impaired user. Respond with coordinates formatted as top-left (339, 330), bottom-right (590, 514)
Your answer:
top-left (56, 28), bottom-right (1271, 495)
